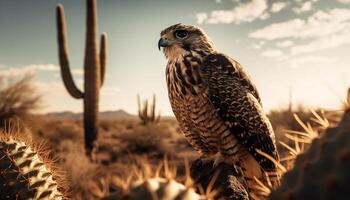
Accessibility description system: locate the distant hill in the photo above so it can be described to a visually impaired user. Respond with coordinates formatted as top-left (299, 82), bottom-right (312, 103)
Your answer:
top-left (45, 109), bottom-right (137, 120)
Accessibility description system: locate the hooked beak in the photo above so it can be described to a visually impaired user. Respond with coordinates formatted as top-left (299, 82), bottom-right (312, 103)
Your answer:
top-left (158, 38), bottom-right (169, 50)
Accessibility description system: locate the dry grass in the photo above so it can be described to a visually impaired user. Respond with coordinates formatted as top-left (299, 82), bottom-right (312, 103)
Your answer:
top-left (59, 141), bottom-right (99, 200)
top-left (24, 117), bottom-right (186, 199)
top-left (0, 75), bottom-right (41, 128)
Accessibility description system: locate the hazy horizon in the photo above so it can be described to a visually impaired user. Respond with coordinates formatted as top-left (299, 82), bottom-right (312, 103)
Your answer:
top-left (1, 0), bottom-right (350, 115)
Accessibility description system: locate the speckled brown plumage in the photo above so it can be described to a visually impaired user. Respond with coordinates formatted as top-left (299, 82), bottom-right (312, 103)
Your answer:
top-left (159, 24), bottom-right (280, 198)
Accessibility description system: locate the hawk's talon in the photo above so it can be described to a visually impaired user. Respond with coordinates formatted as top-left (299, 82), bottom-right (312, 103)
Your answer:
top-left (200, 152), bottom-right (225, 168)
top-left (200, 154), bottom-right (216, 165)
top-left (213, 152), bottom-right (225, 167)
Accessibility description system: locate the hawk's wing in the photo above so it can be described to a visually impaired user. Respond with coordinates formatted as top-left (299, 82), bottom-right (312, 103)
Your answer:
top-left (215, 55), bottom-right (262, 106)
top-left (200, 53), bottom-right (279, 171)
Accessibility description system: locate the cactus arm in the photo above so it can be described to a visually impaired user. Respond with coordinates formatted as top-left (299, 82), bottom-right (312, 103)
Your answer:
top-left (347, 88), bottom-right (350, 106)
top-left (56, 4), bottom-right (84, 99)
top-left (151, 94), bottom-right (156, 122)
top-left (143, 100), bottom-right (148, 124)
top-left (156, 111), bottom-right (161, 123)
top-left (137, 94), bottom-right (142, 116)
top-left (137, 95), bottom-right (161, 124)
top-left (100, 33), bottom-right (108, 87)
top-left (138, 94), bottom-right (145, 123)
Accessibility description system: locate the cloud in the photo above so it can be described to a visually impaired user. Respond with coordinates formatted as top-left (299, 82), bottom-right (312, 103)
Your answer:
top-left (34, 81), bottom-right (66, 95)
top-left (270, 2), bottom-right (287, 13)
top-left (250, 8), bottom-right (350, 40)
top-left (71, 68), bottom-right (84, 76)
top-left (0, 66), bottom-right (36, 77)
top-left (261, 49), bottom-right (284, 58)
top-left (196, 0), bottom-right (268, 24)
top-left (251, 40), bottom-right (266, 50)
top-left (26, 64), bottom-right (59, 71)
top-left (276, 40), bottom-right (294, 48)
top-left (250, 19), bottom-right (304, 40)
top-left (260, 12), bottom-right (270, 20)
top-left (293, 0), bottom-right (316, 14)
top-left (0, 64), bottom-right (87, 79)
top-left (34, 79), bottom-right (120, 97)
top-left (101, 87), bottom-right (121, 96)
top-left (196, 13), bottom-right (208, 24)
top-left (0, 64), bottom-right (59, 78)
top-left (338, 0), bottom-right (350, 3)
top-left (286, 55), bottom-right (338, 68)
top-left (291, 30), bottom-right (350, 55)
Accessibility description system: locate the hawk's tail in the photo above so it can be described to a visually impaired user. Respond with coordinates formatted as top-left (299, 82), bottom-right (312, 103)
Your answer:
top-left (237, 154), bottom-right (280, 200)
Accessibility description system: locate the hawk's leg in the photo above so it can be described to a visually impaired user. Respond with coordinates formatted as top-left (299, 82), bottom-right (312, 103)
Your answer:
top-left (213, 152), bottom-right (225, 167)
top-left (199, 151), bottom-right (226, 167)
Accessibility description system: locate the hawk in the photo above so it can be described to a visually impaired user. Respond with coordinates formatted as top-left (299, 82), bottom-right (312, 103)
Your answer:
top-left (158, 23), bottom-right (280, 198)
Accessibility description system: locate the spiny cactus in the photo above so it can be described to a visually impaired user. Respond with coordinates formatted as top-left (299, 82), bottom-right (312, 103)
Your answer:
top-left (137, 94), bottom-right (161, 125)
top-left (104, 159), bottom-right (208, 200)
top-left (0, 130), bottom-right (64, 199)
top-left (114, 177), bottom-right (201, 200)
top-left (56, 0), bottom-right (108, 157)
top-left (103, 157), bottom-right (250, 200)
top-left (269, 108), bottom-right (350, 200)
top-left (345, 88), bottom-right (350, 109)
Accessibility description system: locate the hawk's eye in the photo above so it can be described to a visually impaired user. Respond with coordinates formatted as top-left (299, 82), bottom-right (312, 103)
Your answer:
top-left (174, 30), bottom-right (188, 39)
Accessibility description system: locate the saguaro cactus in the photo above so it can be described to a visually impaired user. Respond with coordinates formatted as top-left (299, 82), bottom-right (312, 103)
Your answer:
top-left (56, 0), bottom-right (108, 156)
top-left (137, 94), bottom-right (161, 125)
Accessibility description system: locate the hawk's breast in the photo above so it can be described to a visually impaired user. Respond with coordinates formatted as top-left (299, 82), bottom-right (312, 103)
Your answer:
top-left (165, 53), bottom-right (231, 155)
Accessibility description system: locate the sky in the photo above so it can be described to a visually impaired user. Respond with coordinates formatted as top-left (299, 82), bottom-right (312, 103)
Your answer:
top-left (0, 0), bottom-right (350, 115)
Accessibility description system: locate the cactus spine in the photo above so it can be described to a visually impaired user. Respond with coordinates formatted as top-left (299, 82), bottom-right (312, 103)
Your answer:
top-left (269, 108), bottom-right (350, 200)
top-left (56, 0), bottom-right (108, 156)
top-left (104, 160), bottom-right (202, 200)
top-left (0, 132), bottom-right (64, 199)
top-left (137, 94), bottom-right (161, 125)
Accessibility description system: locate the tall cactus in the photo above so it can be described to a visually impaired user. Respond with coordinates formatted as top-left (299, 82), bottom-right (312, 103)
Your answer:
top-left (137, 94), bottom-right (161, 125)
top-left (346, 88), bottom-right (350, 107)
top-left (56, 0), bottom-right (108, 157)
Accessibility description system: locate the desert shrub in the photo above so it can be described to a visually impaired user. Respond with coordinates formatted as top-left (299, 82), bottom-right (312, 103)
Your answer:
top-left (99, 119), bottom-right (136, 134)
top-left (268, 105), bottom-right (314, 134)
top-left (58, 140), bottom-right (100, 199)
top-left (29, 119), bottom-right (84, 155)
top-left (38, 120), bottom-right (83, 145)
top-left (118, 124), bottom-right (171, 157)
top-left (0, 75), bottom-right (40, 128)
top-left (46, 120), bottom-right (83, 143)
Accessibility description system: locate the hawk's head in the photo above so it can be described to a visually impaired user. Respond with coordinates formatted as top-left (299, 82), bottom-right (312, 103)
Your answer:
top-left (158, 23), bottom-right (215, 60)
